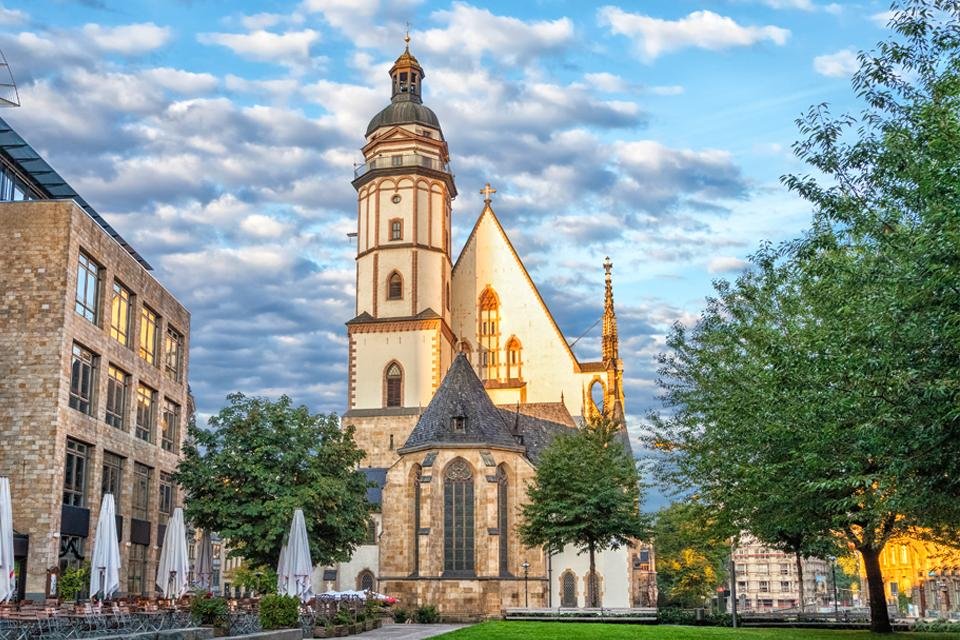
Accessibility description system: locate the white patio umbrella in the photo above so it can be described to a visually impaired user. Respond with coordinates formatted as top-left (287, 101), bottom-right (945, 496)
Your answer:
top-left (0, 478), bottom-right (15, 602)
top-left (156, 508), bottom-right (190, 598)
top-left (195, 530), bottom-right (214, 591)
top-left (88, 493), bottom-right (121, 600)
top-left (277, 509), bottom-right (313, 601)
top-left (276, 543), bottom-right (288, 594)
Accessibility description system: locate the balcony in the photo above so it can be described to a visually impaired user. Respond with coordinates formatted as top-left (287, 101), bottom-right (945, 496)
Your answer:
top-left (354, 153), bottom-right (450, 179)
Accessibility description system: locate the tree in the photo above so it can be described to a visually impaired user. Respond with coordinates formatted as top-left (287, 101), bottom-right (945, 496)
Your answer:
top-left (176, 393), bottom-right (371, 569)
top-left (652, 501), bottom-right (731, 608)
top-left (518, 417), bottom-right (647, 608)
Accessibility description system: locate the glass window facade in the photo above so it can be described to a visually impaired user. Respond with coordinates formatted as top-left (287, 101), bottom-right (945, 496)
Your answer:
top-left (102, 452), bottom-right (124, 500)
top-left (161, 399), bottom-right (180, 452)
top-left (139, 306), bottom-right (160, 365)
top-left (110, 281), bottom-right (132, 346)
top-left (58, 535), bottom-right (85, 573)
top-left (69, 343), bottom-right (98, 415)
top-left (385, 363), bottom-right (402, 408)
top-left (63, 439), bottom-right (88, 507)
top-left (128, 543), bottom-right (147, 595)
top-left (136, 384), bottom-right (156, 442)
top-left (75, 251), bottom-right (101, 324)
top-left (159, 472), bottom-right (174, 516)
top-left (443, 459), bottom-right (474, 574)
top-left (132, 463), bottom-right (152, 520)
top-left (164, 326), bottom-right (183, 382)
top-left (0, 164), bottom-right (36, 202)
top-left (105, 365), bottom-right (128, 429)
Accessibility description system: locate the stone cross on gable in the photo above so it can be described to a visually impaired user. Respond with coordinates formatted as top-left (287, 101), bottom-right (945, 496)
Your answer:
top-left (480, 182), bottom-right (496, 204)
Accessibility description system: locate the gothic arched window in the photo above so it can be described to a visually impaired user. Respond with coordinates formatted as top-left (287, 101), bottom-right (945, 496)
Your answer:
top-left (560, 571), bottom-right (577, 608)
top-left (443, 458), bottom-right (475, 575)
top-left (497, 465), bottom-right (510, 576)
top-left (505, 336), bottom-right (522, 380)
top-left (478, 286), bottom-right (500, 381)
top-left (411, 464), bottom-right (422, 576)
top-left (387, 271), bottom-right (403, 300)
top-left (358, 570), bottom-right (375, 592)
top-left (385, 362), bottom-right (402, 408)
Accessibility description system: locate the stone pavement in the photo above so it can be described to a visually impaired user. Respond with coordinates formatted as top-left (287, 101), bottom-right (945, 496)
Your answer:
top-left (354, 622), bottom-right (472, 639)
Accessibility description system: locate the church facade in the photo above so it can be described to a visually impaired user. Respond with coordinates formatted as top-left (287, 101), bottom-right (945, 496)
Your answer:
top-left (325, 42), bottom-right (656, 617)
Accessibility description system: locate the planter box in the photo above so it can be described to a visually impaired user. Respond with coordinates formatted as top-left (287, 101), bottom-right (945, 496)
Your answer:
top-left (311, 627), bottom-right (334, 638)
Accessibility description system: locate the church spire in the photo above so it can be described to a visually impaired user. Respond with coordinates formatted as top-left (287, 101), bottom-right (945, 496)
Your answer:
top-left (389, 33), bottom-right (424, 104)
top-left (601, 256), bottom-right (625, 423)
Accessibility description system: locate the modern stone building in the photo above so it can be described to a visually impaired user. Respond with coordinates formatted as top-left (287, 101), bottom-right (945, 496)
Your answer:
top-left (323, 41), bottom-right (656, 617)
top-left (733, 534), bottom-right (831, 611)
top-left (0, 116), bottom-right (190, 600)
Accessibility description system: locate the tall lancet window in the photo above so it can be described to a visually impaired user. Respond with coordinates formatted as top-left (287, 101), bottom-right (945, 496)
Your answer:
top-left (478, 286), bottom-right (500, 381)
top-left (385, 362), bottom-right (403, 408)
top-left (505, 336), bottom-right (522, 380)
top-left (497, 464), bottom-right (510, 576)
top-left (443, 458), bottom-right (475, 574)
top-left (411, 464), bottom-right (422, 576)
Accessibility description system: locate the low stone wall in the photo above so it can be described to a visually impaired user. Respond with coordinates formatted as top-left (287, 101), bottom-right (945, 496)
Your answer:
top-left (223, 629), bottom-right (303, 640)
top-left (99, 628), bottom-right (214, 640)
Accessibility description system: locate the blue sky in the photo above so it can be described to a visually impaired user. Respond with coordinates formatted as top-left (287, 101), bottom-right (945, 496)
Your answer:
top-left (0, 0), bottom-right (894, 504)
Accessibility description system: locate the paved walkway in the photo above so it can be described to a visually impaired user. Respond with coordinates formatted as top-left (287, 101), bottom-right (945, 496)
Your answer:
top-left (354, 622), bottom-right (472, 639)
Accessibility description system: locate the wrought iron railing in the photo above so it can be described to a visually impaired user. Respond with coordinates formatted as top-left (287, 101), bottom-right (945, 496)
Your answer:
top-left (354, 153), bottom-right (450, 178)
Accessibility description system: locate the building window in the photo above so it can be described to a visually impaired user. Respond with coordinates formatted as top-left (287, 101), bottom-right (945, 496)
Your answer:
top-left (412, 465), bottom-right (421, 576)
top-left (164, 326), bottom-right (184, 382)
top-left (364, 519), bottom-right (377, 545)
top-left (139, 306), bottom-right (160, 365)
top-left (478, 286), bottom-right (500, 381)
top-left (69, 343), bottom-right (98, 415)
top-left (446, 282), bottom-right (451, 311)
top-left (358, 570), bottom-right (375, 592)
top-left (101, 452), bottom-right (124, 501)
top-left (159, 471), bottom-right (174, 517)
top-left (132, 463), bottom-right (152, 520)
top-left (58, 535), bottom-right (85, 573)
top-left (161, 399), bottom-right (180, 453)
top-left (110, 281), bottom-right (132, 346)
top-left (759, 580), bottom-right (769, 593)
top-left (75, 251), bottom-right (101, 324)
top-left (387, 271), bottom-right (403, 300)
top-left (385, 362), bottom-right (402, 408)
top-left (497, 465), bottom-right (509, 577)
top-left (128, 543), bottom-right (148, 595)
top-left (390, 218), bottom-right (402, 241)
top-left (506, 336), bottom-right (522, 379)
top-left (780, 563), bottom-right (790, 575)
top-left (451, 416), bottom-right (466, 433)
top-left (136, 384), bottom-right (156, 442)
top-left (638, 548), bottom-right (651, 571)
top-left (443, 458), bottom-right (474, 574)
top-left (587, 572), bottom-right (602, 607)
top-left (63, 438), bottom-right (89, 507)
top-left (781, 581), bottom-right (791, 591)
top-left (561, 571), bottom-right (577, 608)
top-left (105, 365), bottom-right (129, 429)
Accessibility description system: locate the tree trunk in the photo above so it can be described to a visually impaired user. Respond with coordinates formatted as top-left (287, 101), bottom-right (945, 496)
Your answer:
top-left (588, 543), bottom-right (599, 608)
top-left (861, 546), bottom-right (892, 634)
top-left (795, 551), bottom-right (805, 613)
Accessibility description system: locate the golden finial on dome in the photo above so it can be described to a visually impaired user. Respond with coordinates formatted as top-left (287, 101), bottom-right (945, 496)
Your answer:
top-left (404, 22), bottom-right (411, 49)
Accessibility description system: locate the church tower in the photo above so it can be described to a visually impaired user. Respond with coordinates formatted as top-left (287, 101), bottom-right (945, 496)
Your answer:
top-left (601, 256), bottom-right (625, 422)
top-left (347, 38), bottom-right (458, 467)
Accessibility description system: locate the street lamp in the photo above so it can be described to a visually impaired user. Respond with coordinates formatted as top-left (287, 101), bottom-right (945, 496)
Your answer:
top-left (521, 561), bottom-right (530, 608)
top-left (830, 557), bottom-right (839, 620)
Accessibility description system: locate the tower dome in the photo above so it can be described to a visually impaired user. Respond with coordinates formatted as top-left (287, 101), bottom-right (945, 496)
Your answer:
top-left (365, 38), bottom-right (444, 139)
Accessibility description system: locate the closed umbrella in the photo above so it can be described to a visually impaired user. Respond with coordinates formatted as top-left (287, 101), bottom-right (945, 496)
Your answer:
top-left (156, 508), bottom-right (190, 598)
top-left (276, 543), bottom-right (288, 594)
top-left (278, 509), bottom-right (313, 601)
top-left (89, 494), bottom-right (121, 600)
top-left (195, 530), bottom-right (214, 591)
top-left (0, 478), bottom-right (14, 602)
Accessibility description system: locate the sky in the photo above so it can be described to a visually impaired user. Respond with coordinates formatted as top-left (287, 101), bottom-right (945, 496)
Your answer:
top-left (0, 0), bottom-right (895, 505)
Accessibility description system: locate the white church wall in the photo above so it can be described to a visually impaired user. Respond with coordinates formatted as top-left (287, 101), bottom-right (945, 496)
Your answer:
top-left (549, 545), bottom-right (632, 608)
top-left (351, 329), bottom-right (438, 408)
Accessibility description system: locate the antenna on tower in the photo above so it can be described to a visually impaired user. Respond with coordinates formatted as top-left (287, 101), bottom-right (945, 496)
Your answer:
top-left (0, 50), bottom-right (20, 108)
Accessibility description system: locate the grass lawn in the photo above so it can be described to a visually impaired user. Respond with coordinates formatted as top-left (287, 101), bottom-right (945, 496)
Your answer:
top-left (435, 621), bottom-right (960, 639)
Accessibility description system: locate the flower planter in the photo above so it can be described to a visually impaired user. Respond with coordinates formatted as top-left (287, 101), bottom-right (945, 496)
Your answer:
top-left (364, 619), bottom-right (374, 631)
top-left (312, 627), bottom-right (335, 638)
top-left (335, 625), bottom-right (349, 637)
top-left (373, 618), bottom-right (382, 629)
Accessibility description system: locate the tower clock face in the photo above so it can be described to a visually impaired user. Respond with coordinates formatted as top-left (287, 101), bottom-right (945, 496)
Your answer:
top-left (392, 194), bottom-right (402, 204)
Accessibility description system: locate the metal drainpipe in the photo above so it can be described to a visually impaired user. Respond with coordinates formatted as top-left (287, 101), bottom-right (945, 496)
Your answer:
top-left (547, 551), bottom-right (553, 609)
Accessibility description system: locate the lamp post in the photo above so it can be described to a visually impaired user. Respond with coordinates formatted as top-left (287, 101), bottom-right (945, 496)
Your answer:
top-left (522, 561), bottom-right (530, 608)
top-left (831, 557), bottom-right (839, 620)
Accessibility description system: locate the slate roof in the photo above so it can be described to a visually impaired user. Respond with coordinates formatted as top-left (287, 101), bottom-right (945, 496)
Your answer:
top-left (362, 467), bottom-right (388, 506)
top-left (366, 97), bottom-right (443, 138)
top-left (497, 408), bottom-right (574, 464)
top-left (346, 307), bottom-right (441, 326)
top-left (400, 353), bottom-right (521, 451)
top-left (496, 402), bottom-right (575, 428)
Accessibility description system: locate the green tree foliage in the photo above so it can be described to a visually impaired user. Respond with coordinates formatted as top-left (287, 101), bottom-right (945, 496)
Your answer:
top-left (652, 1), bottom-right (960, 632)
top-left (518, 417), bottom-right (647, 608)
top-left (231, 563), bottom-right (278, 595)
top-left (652, 501), bottom-right (731, 608)
top-left (176, 393), bottom-right (371, 569)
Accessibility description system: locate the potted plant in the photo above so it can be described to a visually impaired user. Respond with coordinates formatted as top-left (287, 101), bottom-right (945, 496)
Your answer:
top-left (190, 593), bottom-right (229, 636)
top-left (259, 594), bottom-right (301, 631)
top-left (332, 608), bottom-right (352, 636)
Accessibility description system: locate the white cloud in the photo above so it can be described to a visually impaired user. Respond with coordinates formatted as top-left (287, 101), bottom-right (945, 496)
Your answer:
top-left (143, 68), bottom-right (218, 94)
top-left (198, 29), bottom-right (321, 67)
top-left (82, 22), bottom-right (172, 55)
top-left (649, 85), bottom-right (684, 96)
top-left (707, 256), bottom-right (749, 273)
top-left (598, 7), bottom-right (789, 61)
top-left (585, 72), bottom-right (626, 92)
top-left (761, 0), bottom-right (814, 9)
top-left (240, 214), bottom-right (290, 238)
top-left (813, 48), bottom-right (858, 77)
top-left (0, 4), bottom-right (26, 25)
top-left (870, 10), bottom-right (896, 27)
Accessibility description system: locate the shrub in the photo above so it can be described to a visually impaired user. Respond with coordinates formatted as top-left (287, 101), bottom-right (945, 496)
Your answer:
top-left (259, 594), bottom-right (301, 630)
top-left (393, 607), bottom-right (410, 623)
top-left (59, 564), bottom-right (90, 601)
top-left (414, 604), bottom-right (440, 624)
top-left (333, 607), bottom-right (353, 626)
top-left (190, 595), bottom-right (229, 627)
top-left (913, 619), bottom-right (958, 633)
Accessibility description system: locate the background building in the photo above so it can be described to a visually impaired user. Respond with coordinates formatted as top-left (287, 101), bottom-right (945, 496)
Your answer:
top-left (0, 116), bottom-right (190, 600)
top-left (733, 534), bottom-right (830, 612)
top-left (864, 535), bottom-right (960, 618)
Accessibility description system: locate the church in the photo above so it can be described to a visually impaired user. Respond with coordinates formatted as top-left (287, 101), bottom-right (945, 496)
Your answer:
top-left (322, 40), bottom-right (657, 617)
